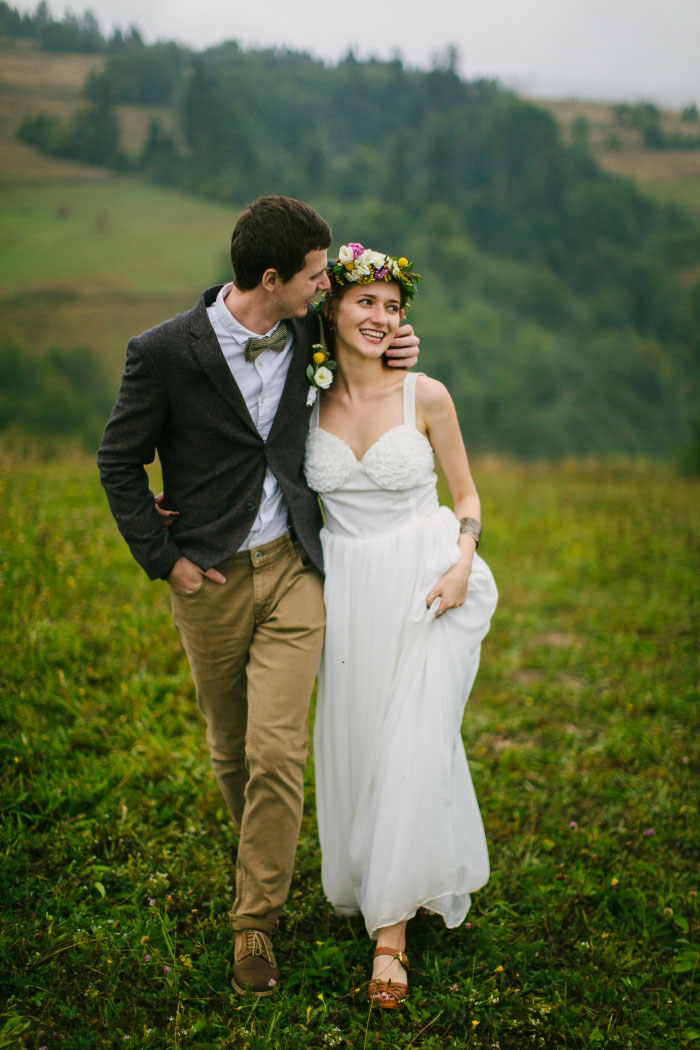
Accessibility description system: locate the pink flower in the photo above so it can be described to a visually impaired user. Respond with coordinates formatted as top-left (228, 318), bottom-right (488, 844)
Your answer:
top-left (163, 965), bottom-right (170, 973)
top-left (348, 242), bottom-right (364, 259)
top-left (465, 922), bottom-right (472, 929)
top-left (643, 828), bottom-right (656, 837)
top-left (148, 898), bottom-right (156, 906)
top-left (569, 820), bottom-right (578, 828)
top-left (144, 954), bottom-right (151, 962)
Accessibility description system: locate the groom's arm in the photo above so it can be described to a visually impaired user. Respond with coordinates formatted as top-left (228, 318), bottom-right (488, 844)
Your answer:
top-left (385, 318), bottom-right (420, 369)
top-left (97, 335), bottom-right (184, 580)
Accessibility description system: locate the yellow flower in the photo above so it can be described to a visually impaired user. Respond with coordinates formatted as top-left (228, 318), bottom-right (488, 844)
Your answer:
top-left (472, 1019), bottom-right (480, 1027)
top-left (495, 964), bottom-right (504, 973)
top-left (313, 352), bottom-right (326, 365)
top-left (344, 262), bottom-right (355, 271)
top-left (398, 257), bottom-right (409, 268)
top-left (611, 877), bottom-right (619, 886)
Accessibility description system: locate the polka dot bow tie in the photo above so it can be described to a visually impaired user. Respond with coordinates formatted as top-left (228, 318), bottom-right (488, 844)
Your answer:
top-left (244, 322), bottom-right (288, 363)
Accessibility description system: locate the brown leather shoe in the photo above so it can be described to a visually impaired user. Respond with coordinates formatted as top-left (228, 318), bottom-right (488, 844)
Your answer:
top-left (231, 929), bottom-right (280, 997)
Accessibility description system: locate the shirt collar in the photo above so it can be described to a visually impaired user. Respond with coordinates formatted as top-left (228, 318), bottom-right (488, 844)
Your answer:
top-left (212, 283), bottom-right (283, 344)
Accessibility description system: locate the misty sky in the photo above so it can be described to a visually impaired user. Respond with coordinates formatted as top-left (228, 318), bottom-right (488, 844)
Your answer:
top-left (16, 0), bottom-right (700, 106)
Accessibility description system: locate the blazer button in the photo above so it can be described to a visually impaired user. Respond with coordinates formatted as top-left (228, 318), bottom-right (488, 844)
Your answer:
top-left (245, 501), bottom-right (256, 512)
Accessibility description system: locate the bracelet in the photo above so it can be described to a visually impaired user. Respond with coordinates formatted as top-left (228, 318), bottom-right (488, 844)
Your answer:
top-left (459, 516), bottom-right (481, 548)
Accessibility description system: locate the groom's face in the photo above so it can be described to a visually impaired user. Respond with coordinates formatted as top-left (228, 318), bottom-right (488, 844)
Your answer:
top-left (271, 249), bottom-right (331, 318)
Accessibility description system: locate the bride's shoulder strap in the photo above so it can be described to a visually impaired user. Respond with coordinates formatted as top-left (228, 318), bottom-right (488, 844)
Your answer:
top-left (402, 371), bottom-right (426, 428)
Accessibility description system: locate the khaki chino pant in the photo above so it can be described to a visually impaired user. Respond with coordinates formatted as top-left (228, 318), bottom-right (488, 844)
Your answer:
top-left (170, 533), bottom-right (325, 934)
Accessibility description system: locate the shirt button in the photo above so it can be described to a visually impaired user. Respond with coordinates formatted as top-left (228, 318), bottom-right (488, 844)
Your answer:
top-left (245, 501), bottom-right (256, 512)
top-left (254, 551), bottom-right (262, 563)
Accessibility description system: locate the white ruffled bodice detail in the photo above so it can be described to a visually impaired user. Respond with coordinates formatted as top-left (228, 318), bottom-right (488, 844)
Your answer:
top-left (304, 374), bottom-right (440, 539)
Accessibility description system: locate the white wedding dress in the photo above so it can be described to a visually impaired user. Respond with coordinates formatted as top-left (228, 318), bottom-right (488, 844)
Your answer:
top-left (304, 372), bottom-right (498, 938)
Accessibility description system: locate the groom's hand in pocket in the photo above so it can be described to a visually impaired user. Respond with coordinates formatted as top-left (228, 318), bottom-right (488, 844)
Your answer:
top-left (168, 556), bottom-right (226, 595)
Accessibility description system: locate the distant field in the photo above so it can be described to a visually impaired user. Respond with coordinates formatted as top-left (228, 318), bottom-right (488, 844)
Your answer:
top-left (530, 96), bottom-right (700, 210)
top-left (1, 43), bottom-right (700, 382)
top-left (0, 179), bottom-right (239, 378)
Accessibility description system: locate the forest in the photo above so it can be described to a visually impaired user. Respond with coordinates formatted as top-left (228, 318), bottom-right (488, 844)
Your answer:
top-left (3, 2), bottom-right (700, 459)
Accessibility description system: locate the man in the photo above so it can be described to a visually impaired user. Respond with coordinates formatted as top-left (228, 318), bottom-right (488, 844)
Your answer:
top-left (98, 196), bottom-right (419, 996)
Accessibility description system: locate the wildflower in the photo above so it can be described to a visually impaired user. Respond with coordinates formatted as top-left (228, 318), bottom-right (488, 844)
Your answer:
top-left (611, 877), bottom-right (619, 887)
top-left (465, 922), bottom-right (472, 929)
top-left (163, 965), bottom-right (170, 973)
top-left (601, 932), bottom-right (609, 939)
top-left (494, 965), bottom-right (504, 973)
top-left (472, 1020), bottom-right (480, 1027)
top-left (450, 982), bottom-right (459, 991)
top-left (144, 954), bottom-right (150, 962)
top-left (313, 366), bottom-right (333, 390)
top-left (569, 820), bottom-right (578, 828)
top-left (643, 828), bottom-right (656, 837)
top-left (149, 898), bottom-right (156, 906)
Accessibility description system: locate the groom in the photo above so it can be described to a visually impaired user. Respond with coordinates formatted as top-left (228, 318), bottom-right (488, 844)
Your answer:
top-left (98, 195), bottom-right (419, 996)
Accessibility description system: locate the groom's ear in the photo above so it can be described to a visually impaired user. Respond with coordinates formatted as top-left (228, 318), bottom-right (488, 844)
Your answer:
top-left (261, 268), bottom-right (281, 292)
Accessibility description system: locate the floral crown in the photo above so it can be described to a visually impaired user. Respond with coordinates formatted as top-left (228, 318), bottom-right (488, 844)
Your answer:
top-left (326, 242), bottom-right (422, 305)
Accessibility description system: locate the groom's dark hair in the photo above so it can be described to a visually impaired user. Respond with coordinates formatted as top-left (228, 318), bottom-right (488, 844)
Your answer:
top-left (231, 195), bottom-right (332, 289)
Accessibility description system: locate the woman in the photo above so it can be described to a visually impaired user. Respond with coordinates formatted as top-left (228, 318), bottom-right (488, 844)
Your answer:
top-left (304, 244), bottom-right (498, 1008)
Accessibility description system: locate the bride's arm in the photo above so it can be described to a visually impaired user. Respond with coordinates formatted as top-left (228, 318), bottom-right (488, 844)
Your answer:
top-left (418, 377), bottom-right (480, 618)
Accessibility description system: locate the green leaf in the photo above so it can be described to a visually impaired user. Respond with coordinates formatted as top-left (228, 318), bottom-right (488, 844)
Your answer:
top-left (674, 914), bottom-right (690, 933)
top-left (94, 880), bottom-right (106, 898)
top-left (673, 949), bottom-right (699, 973)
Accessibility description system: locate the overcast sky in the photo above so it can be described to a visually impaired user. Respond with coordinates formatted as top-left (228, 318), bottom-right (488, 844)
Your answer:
top-left (19, 0), bottom-right (700, 106)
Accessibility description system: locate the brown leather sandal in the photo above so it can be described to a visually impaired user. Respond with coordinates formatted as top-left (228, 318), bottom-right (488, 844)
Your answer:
top-left (367, 946), bottom-right (409, 1009)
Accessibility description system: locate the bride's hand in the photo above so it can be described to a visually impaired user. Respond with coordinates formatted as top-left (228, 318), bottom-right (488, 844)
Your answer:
top-left (426, 560), bottom-right (471, 618)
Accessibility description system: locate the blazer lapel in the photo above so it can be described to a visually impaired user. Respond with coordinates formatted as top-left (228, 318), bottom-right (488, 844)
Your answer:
top-left (188, 293), bottom-right (260, 437)
top-left (267, 315), bottom-right (319, 442)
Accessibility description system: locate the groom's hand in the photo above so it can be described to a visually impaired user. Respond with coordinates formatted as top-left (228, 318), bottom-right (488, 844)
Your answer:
top-left (168, 556), bottom-right (226, 595)
top-left (385, 316), bottom-right (419, 369)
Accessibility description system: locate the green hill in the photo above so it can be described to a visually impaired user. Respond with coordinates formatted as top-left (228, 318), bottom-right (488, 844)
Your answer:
top-left (1, 23), bottom-right (699, 459)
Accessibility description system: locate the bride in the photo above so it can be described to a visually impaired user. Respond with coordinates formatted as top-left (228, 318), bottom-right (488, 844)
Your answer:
top-left (304, 244), bottom-right (498, 1008)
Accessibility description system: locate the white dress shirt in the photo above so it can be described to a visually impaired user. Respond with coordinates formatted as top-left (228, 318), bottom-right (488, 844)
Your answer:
top-left (207, 283), bottom-right (293, 550)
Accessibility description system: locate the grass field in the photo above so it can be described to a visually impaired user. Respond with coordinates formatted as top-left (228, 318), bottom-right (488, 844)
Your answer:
top-left (1, 453), bottom-right (698, 1049)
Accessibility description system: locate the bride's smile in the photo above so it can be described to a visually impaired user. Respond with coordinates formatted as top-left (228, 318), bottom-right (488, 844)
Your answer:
top-left (332, 283), bottom-right (402, 358)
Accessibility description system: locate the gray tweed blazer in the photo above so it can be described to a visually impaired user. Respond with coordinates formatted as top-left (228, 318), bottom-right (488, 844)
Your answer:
top-left (97, 286), bottom-right (324, 579)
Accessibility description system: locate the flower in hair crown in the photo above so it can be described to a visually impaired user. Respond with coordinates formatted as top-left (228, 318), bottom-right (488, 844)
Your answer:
top-left (327, 243), bottom-right (422, 305)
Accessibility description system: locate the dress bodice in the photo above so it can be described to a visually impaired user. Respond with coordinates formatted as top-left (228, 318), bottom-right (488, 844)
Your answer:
top-left (304, 373), bottom-right (440, 538)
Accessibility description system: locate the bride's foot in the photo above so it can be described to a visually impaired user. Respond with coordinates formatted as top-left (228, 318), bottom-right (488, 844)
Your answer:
top-left (368, 946), bottom-right (409, 1008)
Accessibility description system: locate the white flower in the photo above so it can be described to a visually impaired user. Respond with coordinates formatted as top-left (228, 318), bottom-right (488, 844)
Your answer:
top-left (337, 244), bottom-right (354, 265)
top-left (345, 269), bottom-right (360, 282)
top-left (365, 250), bottom-right (386, 269)
top-left (314, 366), bottom-right (333, 389)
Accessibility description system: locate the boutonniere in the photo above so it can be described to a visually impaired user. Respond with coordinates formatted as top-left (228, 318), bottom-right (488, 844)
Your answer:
top-left (305, 344), bottom-right (336, 407)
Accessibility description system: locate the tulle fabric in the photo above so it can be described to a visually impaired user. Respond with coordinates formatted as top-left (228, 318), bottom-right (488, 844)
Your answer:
top-left (305, 374), bottom-right (498, 937)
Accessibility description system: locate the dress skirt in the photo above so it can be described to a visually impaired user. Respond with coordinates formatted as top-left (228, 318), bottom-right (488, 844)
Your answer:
top-left (313, 505), bottom-right (498, 938)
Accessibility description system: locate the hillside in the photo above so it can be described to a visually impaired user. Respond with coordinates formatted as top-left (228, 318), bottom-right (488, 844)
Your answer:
top-left (1, 40), bottom-right (699, 460)
top-left (530, 97), bottom-right (700, 214)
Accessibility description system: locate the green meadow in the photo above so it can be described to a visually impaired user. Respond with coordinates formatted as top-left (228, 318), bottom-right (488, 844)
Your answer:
top-left (1, 454), bottom-right (698, 1049)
